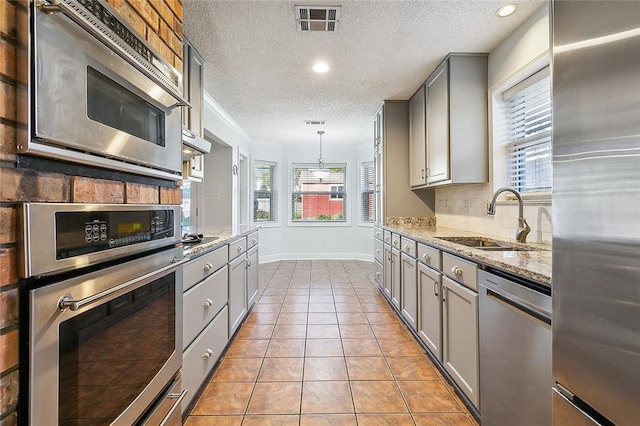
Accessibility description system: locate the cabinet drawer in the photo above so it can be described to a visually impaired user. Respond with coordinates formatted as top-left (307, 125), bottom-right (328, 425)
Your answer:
top-left (247, 231), bottom-right (259, 249)
top-left (442, 252), bottom-right (477, 291)
top-left (401, 236), bottom-right (417, 257)
top-left (374, 238), bottom-right (384, 263)
top-left (183, 265), bottom-right (228, 349)
top-left (182, 306), bottom-right (229, 413)
top-left (391, 233), bottom-right (401, 249)
top-left (383, 230), bottom-right (392, 244)
top-left (418, 243), bottom-right (441, 271)
top-left (229, 236), bottom-right (247, 260)
top-left (374, 227), bottom-right (383, 241)
top-left (184, 246), bottom-right (228, 292)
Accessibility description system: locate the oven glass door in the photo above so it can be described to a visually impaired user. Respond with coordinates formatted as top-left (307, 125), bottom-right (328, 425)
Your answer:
top-left (58, 274), bottom-right (175, 425)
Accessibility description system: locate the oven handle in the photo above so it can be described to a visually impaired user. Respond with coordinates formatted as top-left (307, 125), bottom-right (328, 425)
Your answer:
top-left (159, 389), bottom-right (187, 426)
top-left (59, 257), bottom-right (185, 311)
top-left (38, 0), bottom-right (190, 109)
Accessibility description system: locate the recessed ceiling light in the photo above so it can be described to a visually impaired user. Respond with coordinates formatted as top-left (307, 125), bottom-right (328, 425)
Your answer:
top-left (312, 62), bottom-right (330, 73)
top-left (496, 3), bottom-right (518, 17)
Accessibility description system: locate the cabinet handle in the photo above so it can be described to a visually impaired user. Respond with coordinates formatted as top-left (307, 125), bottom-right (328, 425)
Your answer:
top-left (421, 168), bottom-right (425, 179)
top-left (202, 348), bottom-right (214, 360)
top-left (404, 244), bottom-right (410, 251)
top-left (451, 266), bottom-right (463, 276)
top-left (237, 246), bottom-right (243, 253)
top-left (375, 249), bottom-right (380, 255)
top-left (433, 282), bottom-right (439, 297)
top-left (442, 287), bottom-right (447, 303)
top-left (423, 253), bottom-right (431, 262)
top-left (204, 262), bottom-right (213, 272)
top-left (375, 272), bottom-right (380, 277)
top-left (392, 239), bottom-right (398, 246)
top-left (203, 298), bottom-right (213, 309)
top-left (251, 238), bottom-right (257, 244)
top-left (246, 257), bottom-right (251, 268)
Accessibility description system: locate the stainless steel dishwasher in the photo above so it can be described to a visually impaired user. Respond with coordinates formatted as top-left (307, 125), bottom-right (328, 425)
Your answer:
top-left (479, 269), bottom-right (552, 426)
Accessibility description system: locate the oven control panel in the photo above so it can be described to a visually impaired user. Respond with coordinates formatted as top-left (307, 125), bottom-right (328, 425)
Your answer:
top-left (56, 209), bottom-right (175, 260)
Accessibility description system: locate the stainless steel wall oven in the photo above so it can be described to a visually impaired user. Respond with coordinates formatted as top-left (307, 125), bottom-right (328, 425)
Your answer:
top-left (19, 204), bottom-right (185, 425)
top-left (20, 0), bottom-right (189, 180)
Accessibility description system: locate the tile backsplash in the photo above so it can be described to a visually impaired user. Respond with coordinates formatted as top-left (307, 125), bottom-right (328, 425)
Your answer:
top-left (435, 184), bottom-right (552, 245)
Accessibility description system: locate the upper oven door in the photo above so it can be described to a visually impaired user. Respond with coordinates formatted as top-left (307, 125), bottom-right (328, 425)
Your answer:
top-left (27, 4), bottom-right (182, 177)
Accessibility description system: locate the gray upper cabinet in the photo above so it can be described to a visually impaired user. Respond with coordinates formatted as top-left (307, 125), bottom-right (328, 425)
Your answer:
top-left (409, 85), bottom-right (427, 187)
top-left (424, 53), bottom-right (488, 187)
top-left (183, 38), bottom-right (205, 137)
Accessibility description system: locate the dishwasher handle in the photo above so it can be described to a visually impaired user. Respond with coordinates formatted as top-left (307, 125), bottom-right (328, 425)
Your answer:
top-left (485, 287), bottom-right (551, 326)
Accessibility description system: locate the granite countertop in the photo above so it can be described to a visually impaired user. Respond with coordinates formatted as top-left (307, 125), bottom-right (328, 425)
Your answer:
top-left (383, 224), bottom-right (552, 286)
top-left (182, 226), bottom-right (259, 260)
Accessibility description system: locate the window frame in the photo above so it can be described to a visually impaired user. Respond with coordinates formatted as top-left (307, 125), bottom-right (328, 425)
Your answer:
top-left (288, 161), bottom-right (351, 226)
top-left (252, 159), bottom-right (278, 225)
top-left (360, 160), bottom-right (375, 224)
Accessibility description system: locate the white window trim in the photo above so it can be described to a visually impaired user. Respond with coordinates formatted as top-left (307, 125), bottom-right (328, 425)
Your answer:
top-left (359, 159), bottom-right (375, 226)
top-left (252, 159), bottom-right (279, 227)
top-left (489, 53), bottom-right (551, 202)
top-left (288, 159), bottom-right (352, 227)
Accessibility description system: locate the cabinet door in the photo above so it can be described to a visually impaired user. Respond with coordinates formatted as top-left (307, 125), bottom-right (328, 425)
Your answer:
top-left (383, 244), bottom-right (392, 299)
top-left (247, 246), bottom-right (259, 308)
top-left (426, 62), bottom-right (450, 185)
top-left (409, 86), bottom-right (427, 187)
top-left (185, 43), bottom-right (204, 136)
top-left (442, 275), bottom-right (479, 407)
top-left (418, 263), bottom-right (442, 361)
top-left (401, 254), bottom-right (418, 330)
top-left (228, 255), bottom-right (247, 336)
top-left (391, 247), bottom-right (401, 310)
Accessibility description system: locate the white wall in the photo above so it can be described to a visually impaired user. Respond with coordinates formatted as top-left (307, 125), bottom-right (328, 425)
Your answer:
top-left (435, 4), bottom-right (553, 245)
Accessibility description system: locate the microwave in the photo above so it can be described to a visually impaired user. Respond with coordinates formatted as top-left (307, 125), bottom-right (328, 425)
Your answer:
top-left (19, 0), bottom-right (189, 181)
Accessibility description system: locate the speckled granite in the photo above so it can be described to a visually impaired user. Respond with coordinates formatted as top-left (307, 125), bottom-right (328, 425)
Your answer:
top-left (381, 224), bottom-right (552, 286)
top-left (182, 226), bottom-right (259, 259)
top-left (386, 216), bottom-right (437, 228)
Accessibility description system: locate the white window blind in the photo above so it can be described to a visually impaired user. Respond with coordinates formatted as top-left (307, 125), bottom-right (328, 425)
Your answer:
top-left (254, 161), bottom-right (276, 222)
top-left (503, 67), bottom-right (552, 193)
top-left (291, 164), bottom-right (346, 222)
top-left (238, 154), bottom-right (248, 227)
top-left (361, 161), bottom-right (374, 222)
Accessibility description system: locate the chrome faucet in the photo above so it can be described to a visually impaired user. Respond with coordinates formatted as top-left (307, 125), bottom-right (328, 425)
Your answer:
top-left (487, 187), bottom-right (531, 243)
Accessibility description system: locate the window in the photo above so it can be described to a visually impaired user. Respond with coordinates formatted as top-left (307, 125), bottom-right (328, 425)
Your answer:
top-left (361, 161), bottom-right (374, 222)
top-left (238, 154), bottom-right (248, 227)
top-left (180, 180), bottom-right (192, 230)
top-left (291, 164), bottom-right (346, 222)
top-left (503, 67), bottom-right (552, 193)
top-left (253, 161), bottom-right (276, 222)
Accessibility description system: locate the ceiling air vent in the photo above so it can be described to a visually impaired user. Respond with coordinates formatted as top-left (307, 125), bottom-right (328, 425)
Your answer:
top-left (305, 120), bottom-right (327, 125)
top-left (296, 6), bottom-right (341, 33)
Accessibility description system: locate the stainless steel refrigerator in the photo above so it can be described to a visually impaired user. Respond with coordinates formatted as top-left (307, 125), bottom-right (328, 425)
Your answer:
top-left (552, 1), bottom-right (640, 425)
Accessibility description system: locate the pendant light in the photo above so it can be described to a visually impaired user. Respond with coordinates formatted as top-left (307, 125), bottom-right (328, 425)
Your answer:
top-left (312, 130), bottom-right (330, 180)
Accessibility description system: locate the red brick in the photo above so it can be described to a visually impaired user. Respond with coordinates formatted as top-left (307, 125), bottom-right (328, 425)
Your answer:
top-left (160, 186), bottom-right (181, 205)
top-left (0, 1), bottom-right (16, 40)
top-left (0, 123), bottom-right (16, 162)
top-left (173, 17), bottom-right (183, 41)
top-left (0, 208), bottom-right (15, 244)
top-left (0, 40), bottom-right (15, 80)
top-left (0, 168), bottom-right (70, 203)
top-left (0, 329), bottom-right (18, 372)
top-left (0, 248), bottom-right (17, 288)
top-left (167, 0), bottom-right (182, 23)
top-left (125, 182), bottom-right (159, 204)
top-left (0, 288), bottom-right (18, 329)
top-left (71, 176), bottom-right (125, 203)
top-left (0, 81), bottom-right (16, 122)
top-left (0, 370), bottom-right (19, 417)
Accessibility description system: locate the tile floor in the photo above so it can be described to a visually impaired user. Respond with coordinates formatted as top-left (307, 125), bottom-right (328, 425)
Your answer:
top-left (185, 260), bottom-right (478, 426)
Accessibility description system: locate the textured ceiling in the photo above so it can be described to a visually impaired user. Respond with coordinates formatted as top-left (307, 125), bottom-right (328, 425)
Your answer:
top-left (184, 0), bottom-right (547, 147)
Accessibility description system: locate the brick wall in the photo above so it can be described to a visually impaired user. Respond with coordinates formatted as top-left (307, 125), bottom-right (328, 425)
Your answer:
top-left (0, 1), bottom-right (183, 424)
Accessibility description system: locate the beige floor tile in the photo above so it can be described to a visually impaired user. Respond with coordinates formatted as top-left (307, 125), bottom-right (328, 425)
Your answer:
top-left (334, 303), bottom-right (363, 313)
top-left (341, 339), bottom-right (383, 357)
top-left (283, 295), bottom-right (309, 304)
top-left (212, 357), bottom-right (263, 382)
top-left (258, 295), bottom-right (284, 304)
top-left (339, 324), bottom-right (375, 339)
top-left (265, 339), bottom-right (305, 358)
top-left (356, 413), bottom-right (415, 425)
top-left (280, 303), bottom-right (309, 313)
top-left (235, 324), bottom-right (275, 340)
top-left (307, 312), bottom-right (338, 324)
top-left (224, 339), bottom-right (270, 358)
top-left (397, 381), bottom-right (464, 413)
top-left (304, 357), bottom-right (348, 381)
top-left (361, 302), bottom-right (393, 313)
top-left (345, 357), bottom-right (393, 381)
top-left (413, 413), bottom-right (475, 426)
top-left (377, 338), bottom-right (426, 357)
top-left (276, 312), bottom-right (308, 325)
top-left (365, 311), bottom-right (401, 325)
top-left (242, 415), bottom-right (300, 425)
top-left (246, 382), bottom-right (302, 414)
top-left (253, 303), bottom-right (282, 313)
top-left (370, 323), bottom-right (410, 340)
top-left (272, 324), bottom-right (307, 339)
top-left (300, 414), bottom-right (357, 425)
top-left (308, 303), bottom-right (336, 313)
top-left (350, 381), bottom-right (408, 413)
top-left (336, 312), bottom-right (368, 324)
top-left (184, 415), bottom-right (242, 425)
top-left (244, 312), bottom-right (279, 325)
top-left (309, 295), bottom-right (334, 303)
top-left (258, 358), bottom-right (304, 382)
top-left (301, 381), bottom-right (354, 414)
top-left (307, 324), bottom-right (341, 339)
top-left (386, 356), bottom-right (440, 381)
top-left (305, 338), bottom-right (344, 357)
top-left (191, 382), bottom-right (254, 415)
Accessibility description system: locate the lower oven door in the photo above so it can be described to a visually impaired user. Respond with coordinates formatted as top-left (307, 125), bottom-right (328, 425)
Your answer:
top-left (28, 246), bottom-right (184, 426)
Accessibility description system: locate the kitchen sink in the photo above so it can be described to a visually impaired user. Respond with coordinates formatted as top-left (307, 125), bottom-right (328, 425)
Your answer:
top-left (435, 236), bottom-right (536, 251)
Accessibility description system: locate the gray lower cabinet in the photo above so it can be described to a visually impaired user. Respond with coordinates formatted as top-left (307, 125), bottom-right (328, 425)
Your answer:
top-left (228, 254), bottom-right (247, 336)
top-left (181, 306), bottom-right (228, 411)
top-left (246, 245), bottom-right (259, 308)
top-left (391, 247), bottom-right (401, 310)
top-left (383, 244), bottom-right (392, 299)
top-left (400, 253), bottom-right (417, 330)
top-left (374, 260), bottom-right (383, 290)
top-left (418, 262), bottom-right (442, 361)
top-left (442, 275), bottom-right (479, 407)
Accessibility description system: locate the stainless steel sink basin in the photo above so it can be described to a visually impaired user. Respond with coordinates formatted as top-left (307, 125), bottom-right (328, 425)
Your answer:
top-left (435, 236), bottom-right (535, 251)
